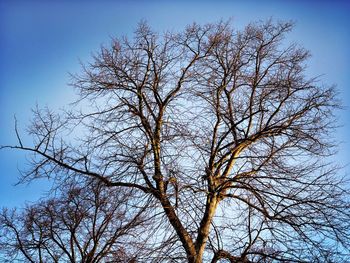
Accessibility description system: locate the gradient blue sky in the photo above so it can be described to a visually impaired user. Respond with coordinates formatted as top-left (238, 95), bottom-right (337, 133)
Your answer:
top-left (1, 0), bottom-right (349, 208)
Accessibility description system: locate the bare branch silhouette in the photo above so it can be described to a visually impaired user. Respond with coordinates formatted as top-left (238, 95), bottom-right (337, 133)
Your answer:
top-left (1, 20), bottom-right (349, 262)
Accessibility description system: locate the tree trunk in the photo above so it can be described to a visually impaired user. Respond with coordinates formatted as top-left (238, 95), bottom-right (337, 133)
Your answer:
top-left (194, 194), bottom-right (219, 263)
top-left (158, 194), bottom-right (197, 261)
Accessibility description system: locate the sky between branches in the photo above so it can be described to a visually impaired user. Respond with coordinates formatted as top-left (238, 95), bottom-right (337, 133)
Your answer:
top-left (0, 0), bottom-right (349, 208)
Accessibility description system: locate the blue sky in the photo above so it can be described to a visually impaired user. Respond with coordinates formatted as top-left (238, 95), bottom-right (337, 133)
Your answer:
top-left (1, 0), bottom-right (349, 208)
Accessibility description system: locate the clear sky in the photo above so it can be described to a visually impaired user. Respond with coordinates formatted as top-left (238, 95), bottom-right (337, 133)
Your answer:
top-left (1, 0), bottom-right (349, 208)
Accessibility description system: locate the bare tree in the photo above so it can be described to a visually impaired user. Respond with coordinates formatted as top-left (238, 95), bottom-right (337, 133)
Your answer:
top-left (2, 20), bottom-right (350, 262)
top-left (0, 180), bottom-right (147, 262)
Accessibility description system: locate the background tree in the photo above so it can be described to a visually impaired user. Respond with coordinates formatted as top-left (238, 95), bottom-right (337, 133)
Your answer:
top-left (0, 180), bottom-right (148, 262)
top-left (1, 20), bottom-right (349, 262)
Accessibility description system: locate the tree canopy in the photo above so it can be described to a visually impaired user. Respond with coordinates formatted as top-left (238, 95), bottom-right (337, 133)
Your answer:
top-left (1, 180), bottom-right (147, 263)
top-left (1, 20), bottom-right (349, 262)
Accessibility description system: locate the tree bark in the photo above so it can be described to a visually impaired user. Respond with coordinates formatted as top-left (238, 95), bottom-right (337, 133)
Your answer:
top-left (194, 194), bottom-right (219, 263)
